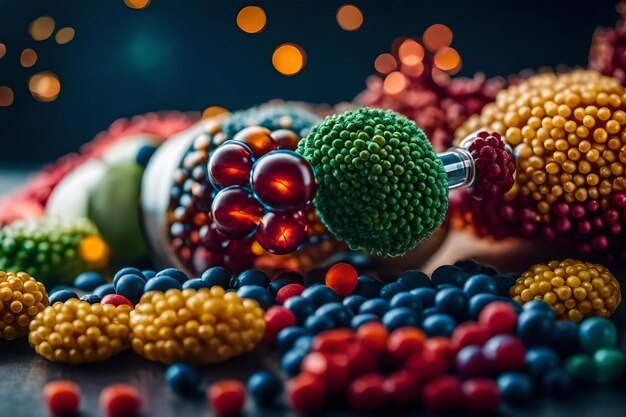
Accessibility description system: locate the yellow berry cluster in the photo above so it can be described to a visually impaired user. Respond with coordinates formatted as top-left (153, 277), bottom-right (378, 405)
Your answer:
top-left (0, 271), bottom-right (48, 340)
top-left (28, 299), bottom-right (132, 364)
top-left (129, 287), bottom-right (265, 365)
top-left (511, 259), bottom-right (621, 322)
top-left (456, 70), bottom-right (626, 211)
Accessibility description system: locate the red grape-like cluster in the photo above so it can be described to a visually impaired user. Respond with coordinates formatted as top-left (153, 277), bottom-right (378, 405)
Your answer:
top-left (0, 111), bottom-right (197, 226)
top-left (465, 131), bottom-right (515, 199)
top-left (589, 7), bottom-right (626, 83)
top-left (208, 127), bottom-right (318, 255)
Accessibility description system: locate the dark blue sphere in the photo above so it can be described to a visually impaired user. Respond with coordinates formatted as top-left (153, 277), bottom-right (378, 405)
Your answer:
top-left (431, 265), bottom-right (466, 288)
top-left (304, 315), bottom-right (335, 334)
top-left (343, 295), bottom-right (368, 314)
top-left (115, 274), bottom-right (146, 304)
top-left (435, 287), bottom-right (468, 320)
top-left (463, 274), bottom-right (498, 298)
top-left (48, 285), bottom-right (70, 295)
top-left (422, 307), bottom-right (439, 320)
top-left (284, 296), bottom-right (316, 325)
top-left (396, 270), bottom-right (432, 289)
top-left (49, 289), bottom-right (79, 304)
top-left (248, 371), bottom-right (283, 405)
top-left (292, 334), bottom-right (315, 353)
top-left (144, 276), bottom-right (183, 293)
top-left (136, 145), bottom-right (157, 167)
top-left (268, 279), bottom-right (296, 297)
top-left (358, 298), bottom-right (391, 317)
top-left (379, 282), bottom-right (407, 300)
top-left (156, 268), bottom-right (188, 285)
top-left (113, 267), bottom-right (144, 287)
top-left (73, 272), bottom-right (106, 292)
top-left (517, 310), bottom-right (556, 346)
top-left (468, 293), bottom-right (500, 319)
top-left (525, 347), bottom-right (560, 378)
top-left (281, 349), bottom-right (306, 376)
top-left (238, 285), bottom-right (273, 310)
top-left (409, 287), bottom-right (437, 308)
top-left (276, 326), bottom-right (307, 353)
top-left (422, 313), bottom-right (457, 337)
top-left (93, 283), bottom-right (116, 298)
top-left (493, 274), bottom-right (516, 296)
top-left (350, 313), bottom-right (379, 329)
top-left (165, 363), bottom-right (202, 396)
top-left (353, 275), bottom-right (384, 299)
top-left (142, 270), bottom-right (157, 279)
top-left (301, 285), bottom-right (339, 307)
top-left (201, 267), bottom-right (231, 289)
top-left (382, 307), bottom-right (419, 331)
top-left (235, 269), bottom-right (270, 289)
top-left (182, 278), bottom-right (211, 290)
top-left (315, 302), bottom-right (353, 327)
top-left (390, 292), bottom-right (423, 312)
top-left (79, 294), bottom-right (102, 304)
top-left (497, 372), bottom-right (533, 404)
top-left (522, 300), bottom-right (555, 316)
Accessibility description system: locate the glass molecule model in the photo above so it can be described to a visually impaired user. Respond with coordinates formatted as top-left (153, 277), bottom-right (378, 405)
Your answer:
top-left (186, 107), bottom-right (514, 272)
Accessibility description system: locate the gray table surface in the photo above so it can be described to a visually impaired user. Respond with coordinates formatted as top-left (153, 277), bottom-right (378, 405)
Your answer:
top-left (0, 168), bottom-right (625, 417)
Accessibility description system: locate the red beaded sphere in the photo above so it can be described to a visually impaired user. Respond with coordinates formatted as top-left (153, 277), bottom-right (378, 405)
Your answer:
top-left (251, 151), bottom-right (317, 210)
top-left (256, 211), bottom-right (308, 254)
top-left (233, 126), bottom-right (278, 158)
top-left (211, 186), bottom-right (264, 239)
top-left (44, 381), bottom-right (81, 416)
top-left (207, 142), bottom-right (254, 189)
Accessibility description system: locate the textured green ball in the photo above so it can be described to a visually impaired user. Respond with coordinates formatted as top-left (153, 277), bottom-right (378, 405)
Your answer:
top-left (0, 217), bottom-right (109, 287)
top-left (297, 108), bottom-right (448, 256)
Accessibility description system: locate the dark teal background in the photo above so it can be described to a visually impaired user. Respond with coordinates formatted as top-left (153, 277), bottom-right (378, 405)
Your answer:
top-left (0, 0), bottom-right (619, 163)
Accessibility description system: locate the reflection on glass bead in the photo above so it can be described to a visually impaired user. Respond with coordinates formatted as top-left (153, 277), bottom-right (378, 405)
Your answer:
top-left (199, 223), bottom-right (230, 253)
top-left (211, 186), bottom-right (264, 239)
top-left (256, 211), bottom-right (308, 255)
top-left (207, 142), bottom-right (254, 189)
top-left (251, 151), bottom-right (317, 210)
top-left (233, 126), bottom-right (278, 158)
top-left (271, 129), bottom-right (301, 151)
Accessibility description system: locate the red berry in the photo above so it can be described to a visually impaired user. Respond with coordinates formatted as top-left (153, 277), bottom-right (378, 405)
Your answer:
top-left (325, 263), bottom-right (359, 296)
top-left (208, 380), bottom-right (246, 415)
top-left (101, 294), bottom-right (133, 307)
top-left (301, 352), bottom-right (350, 394)
top-left (462, 378), bottom-right (500, 413)
top-left (478, 301), bottom-right (518, 335)
top-left (387, 327), bottom-right (426, 363)
top-left (207, 142), bottom-right (254, 189)
top-left (275, 283), bottom-right (305, 303)
top-left (346, 342), bottom-right (380, 376)
top-left (452, 322), bottom-right (491, 350)
top-left (356, 322), bottom-right (388, 356)
top-left (312, 329), bottom-right (355, 353)
top-left (423, 337), bottom-right (456, 364)
top-left (422, 376), bottom-right (464, 412)
top-left (251, 151), bottom-right (317, 210)
top-left (405, 350), bottom-right (449, 382)
top-left (286, 374), bottom-right (325, 412)
top-left (100, 384), bottom-right (143, 417)
top-left (482, 334), bottom-right (526, 371)
top-left (256, 211), bottom-right (308, 255)
top-left (264, 306), bottom-right (297, 341)
top-left (384, 371), bottom-right (419, 405)
top-left (347, 374), bottom-right (388, 411)
top-left (44, 381), bottom-right (81, 416)
top-left (233, 126), bottom-right (277, 158)
top-left (211, 186), bottom-right (264, 239)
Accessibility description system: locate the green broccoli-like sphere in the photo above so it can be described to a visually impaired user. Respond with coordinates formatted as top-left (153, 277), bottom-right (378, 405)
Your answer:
top-left (0, 217), bottom-right (109, 287)
top-left (297, 108), bottom-right (448, 256)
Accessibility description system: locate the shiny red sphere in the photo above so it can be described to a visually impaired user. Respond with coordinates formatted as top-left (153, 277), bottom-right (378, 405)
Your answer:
top-left (208, 380), bottom-right (246, 416)
top-left (251, 151), bottom-right (317, 210)
top-left (211, 186), bottom-right (264, 239)
top-left (256, 211), bottom-right (308, 254)
top-left (207, 142), bottom-right (254, 189)
top-left (233, 126), bottom-right (278, 158)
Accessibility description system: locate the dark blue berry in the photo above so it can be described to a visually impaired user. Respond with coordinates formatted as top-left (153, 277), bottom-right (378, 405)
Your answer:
top-left (463, 274), bottom-right (498, 298)
top-left (201, 266), bottom-right (231, 288)
top-left (238, 285), bottom-right (273, 310)
top-left (409, 287), bottom-right (437, 308)
top-left (304, 315), bottom-right (335, 334)
top-left (144, 276), bottom-right (182, 292)
top-left (379, 282), bottom-right (407, 300)
top-left (49, 290), bottom-right (79, 304)
top-left (350, 313), bottom-right (379, 329)
top-left (434, 287), bottom-right (468, 320)
top-left (156, 268), bottom-right (188, 285)
top-left (358, 298), bottom-right (390, 316)
top-left (248, 371), bottom-right (283, 405)
top-left (431, 265), bottom-right (466, 287)
top-left (79, 294), bottom-right (102, 304)
top-left (343, 295), bottom-right (367, 314)
top-left (93, 283), bottom-right (116, 298)
top-left (165, 363), bottom-right (202, 396)
top-left (276, 326), bottom-right (307, 353)
top-left (113, 267), bottom-right (144, 287)
top-left (382, 307), bottom-right (419, 331)
top-left (315, 303), bottom-right (353, 327)
top-left (353, 275), bottom-right (384, 299)
top-left (284, 296), bottom-right (316, 325)
top-left (182, 278), bottom-right (211, 290)
top-left (422, 313), bottom-right (456, 337)
top-left (396, 270), bottom-right (431, 289)
top-left (74, 272), bottom-right (106, 292)
top-left (301, 285), bottom-right (339, 307)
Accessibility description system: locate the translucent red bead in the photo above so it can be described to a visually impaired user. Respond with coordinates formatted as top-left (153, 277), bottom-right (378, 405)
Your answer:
top-left (207, 141), bottom-right (254, 188)
top-left (256, 211), bottom-right (308, 254)
top-left (211, 186), bottom-right (264, 239)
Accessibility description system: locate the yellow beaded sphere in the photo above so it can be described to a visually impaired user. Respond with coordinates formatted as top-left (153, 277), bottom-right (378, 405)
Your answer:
top-left (0, 271), bottom-right (48, 340)
top-left (28, 299), bottom-right (132, 364)
top-left (129, 287), bottom-right (265, 365)
top-left (511, 259), bottom-right (622, 322)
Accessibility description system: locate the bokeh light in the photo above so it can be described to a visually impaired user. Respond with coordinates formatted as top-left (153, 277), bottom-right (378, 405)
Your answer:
top-left (29, 16), bottom-right (55, 41)
top-left (20, 49), bottom-right (37, 68)
top-left (336, 4), bottom-right (363, 31)
top-left (55, 27), bottom-right (75, 44)
top-left (398, 39), bottom-right (424, 66)
top-left (28, 72), bottom-right (61, 102)
top-left (0, 86), bottom-right (14, 107)
top-left (0, 43), bottom-right (6, 60)
top-left (434, 47), bottom-right (461, 71)
top-left (124, 0), bottom-right (150, 9)
top-left (402, 62), bottom-right (424, 77)
top-left (423, 24), bottom-right (453, 51)
top-left (236, 6), bottom-right (267, 34)
top-left (202, 106), bottom-right (229, 119)
top-left (374, 53), bottom-right (397, 74)
top-left (272, 44), bottom-right (306, 76)
top-left (383, 71), bottom-right (407, 95)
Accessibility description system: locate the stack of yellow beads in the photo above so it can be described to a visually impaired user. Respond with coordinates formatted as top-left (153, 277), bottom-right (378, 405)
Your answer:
top-left (0, 271), bottom-right (48, 340)
top-left (129, 287), bottom-right (265, 364)
top-left (510, 259), bottom-right (621, 322)
top-left (28, 299), bottom-right (132, 364)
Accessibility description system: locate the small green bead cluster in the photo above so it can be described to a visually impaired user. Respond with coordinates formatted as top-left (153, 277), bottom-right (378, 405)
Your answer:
top-left (0, 217), bottom-right (104, 287)
top-left (297, 108), bottom-right (448, 256)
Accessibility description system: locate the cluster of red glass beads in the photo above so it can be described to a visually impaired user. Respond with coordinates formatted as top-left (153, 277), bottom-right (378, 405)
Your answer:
top-left (465, 132), bottom-right (515, 199)
top-left (589, 11), bottom-right (626, 83)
